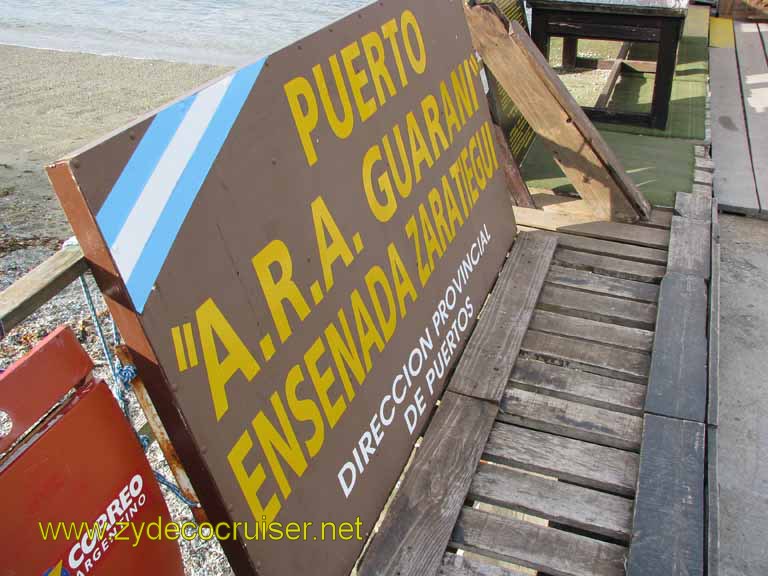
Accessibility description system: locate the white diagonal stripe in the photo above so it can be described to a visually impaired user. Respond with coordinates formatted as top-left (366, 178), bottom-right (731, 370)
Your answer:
top-left (110, 75), bottom-right (233, 280)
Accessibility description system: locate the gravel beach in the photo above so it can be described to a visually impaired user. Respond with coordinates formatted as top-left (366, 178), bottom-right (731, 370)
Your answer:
top-left (0, 43), bottom-right (234, 575)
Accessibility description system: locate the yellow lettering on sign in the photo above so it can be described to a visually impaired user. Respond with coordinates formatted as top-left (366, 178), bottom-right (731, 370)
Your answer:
top-left (252, 240), bottom-right (311, 344)
top-left (196, 298), bottom-right (260, 421)
top-left (228, 430), bottom-right (280, 523)
top-left (312, 196), bottom-right (354, 292)
top-left (284, 77), bottom-right (319, 167)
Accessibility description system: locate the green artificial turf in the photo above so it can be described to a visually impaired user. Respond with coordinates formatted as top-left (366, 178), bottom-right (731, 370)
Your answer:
top-left (520, 131), bottom-right (695, 207)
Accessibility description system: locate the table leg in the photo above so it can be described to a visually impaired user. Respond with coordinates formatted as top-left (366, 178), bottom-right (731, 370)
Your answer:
top-left (650, 19), bottom-right (683, 130)
top-left (531, 9), bottom-right (551, 62)
top-left (563, 37), bottom-right (578, 68)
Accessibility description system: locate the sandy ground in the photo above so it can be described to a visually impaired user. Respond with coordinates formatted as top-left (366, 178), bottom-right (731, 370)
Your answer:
top-left (718, 215), bottom-right (768, 576)
top-left (0, 44), bottom-right (234, 575)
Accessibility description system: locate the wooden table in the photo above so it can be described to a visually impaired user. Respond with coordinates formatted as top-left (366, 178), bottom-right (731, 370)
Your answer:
top-left (528, 0), bottom-right (689, 129)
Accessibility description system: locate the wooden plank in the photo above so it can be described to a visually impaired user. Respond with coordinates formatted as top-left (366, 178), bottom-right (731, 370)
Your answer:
top-left (513, 208), bottom-right (670, 248)
top-left (499, 386), bottom-right (643, 450)
top-left (735, 22), bottom-right (768, 213)
top-left (451, 507), bottom-right (627, 576)
top-left (667, 216), bottom-right (711, 279)
top-left (440, 553), bottom-right (528, 576)
top-left (553, 247), bottom-right (665, 283)
top-left (0, 244), bottom-right (88, 338)
top-left (547, 265), bottom-right (659, 303)
top-left (709, 203), bottom-right (720, 426)
top-left (538, 284), bottom-right (658, 330)
top-left (694, 169), bottom-right (714, 187)
top-left (675, 192), bottom-right (713, 222)
top-left (493, 123), bottom-right (536, 208)
top-left (510, 357), bottom-right (646, 416)
top-left (530, 309), bottom-right (654, 351)
top-left (709, 46), bottom-right (759, 214)
top-left (470, 462), bottom-right (634, 541)
top-left (357, 392), bottom-right (497, 576)
top-left (518, 226), bottom-right (668, 265)
top-left (627, 414), bottom-right (705, 576)
top-left (692, 182), bottom-right (713, 197)
top-left (464, 5), bottom-right (649, 221)
top-left (646, 273), bottom-right (708, 422)
top-left (696, 157), bottom-right (715, 173)
top-left (522, 330), bottom-right (650, 383)
top-left (595, 42), bottom-right (631, 109)
top-left (484, 422), bottom-right (639, 495)
top-left (707, 426), bottom-right (720, 576)
top-left (448, 233), bottom-right (556, 402)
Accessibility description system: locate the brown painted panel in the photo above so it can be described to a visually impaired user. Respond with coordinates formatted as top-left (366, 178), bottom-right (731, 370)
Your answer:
top-left (46, 1), bottom-right (518, 575)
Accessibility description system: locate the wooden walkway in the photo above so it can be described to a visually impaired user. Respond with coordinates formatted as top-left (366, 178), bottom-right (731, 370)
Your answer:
top-left (356, 184), bottom-right (718, 576)
top-left (711, 20), bottom-right (768, 216)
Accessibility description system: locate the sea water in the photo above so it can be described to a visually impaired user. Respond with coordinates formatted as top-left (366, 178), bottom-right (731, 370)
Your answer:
top-left (0, 0), bottom-right (371, 65)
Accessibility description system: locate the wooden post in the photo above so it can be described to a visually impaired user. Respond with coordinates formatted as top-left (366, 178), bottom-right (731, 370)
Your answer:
top-left (464, 4), bottom-right (652, 222)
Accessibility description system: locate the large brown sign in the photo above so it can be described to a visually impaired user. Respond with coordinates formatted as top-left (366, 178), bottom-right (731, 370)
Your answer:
top-left (49, 1), bottom-right (517, 574)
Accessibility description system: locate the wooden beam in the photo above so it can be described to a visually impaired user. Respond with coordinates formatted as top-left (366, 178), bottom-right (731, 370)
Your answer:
top-left (448, 232), bottom-right (557, 402)
top-left (492, 123), bottom-right (536, 208)
top-left (667, 216), bottom-right (711, 279)
top-left (357, 393), bottom-right (497, 576)
top-left (499, 386), bottom-right (643, 450)
top-left (484, 422), bottom-right (639, 496)
top-left (595, 42), bottom-right (631, 110)
top-left (510, 357), bottom-right (646, 416)
top-left (645, 273), bottom-right (708, 422)
top-left (0, 244), bottom-right (88, 338)
top-left (469, 462), bottom-right (634, 541)
top-left (513, 207), bottom-right (670, 248)
top-left (464, 4), bottom-right (651, 222)
top-left (451, 506), bottom-right (627, 576)
top-left (627, 414), bottom-right (705, 576)
top-left (546, 265), bottom-right (660, 303)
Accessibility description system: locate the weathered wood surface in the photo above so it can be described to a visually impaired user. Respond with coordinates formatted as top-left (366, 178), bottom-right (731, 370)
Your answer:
top-left (513, 209), bottom-right (670, 248)
top-left (646, 272), bottom-right (708, 422)
top-left (518, 226), bottom-right (669, 264)
top-left (667, 216), bottom-right (711, 278)
top-left (451, 507), bottom-right (628, 576)
top-left (553, 247), bottom-right (666, 282)
top-left (357, 392), bottom-right (497, 576)
top-left (627, 414), bottom-right (705, 576)
top-left (484, 422), bottom-right (639, 495)
top-left (709, 201), bottom-right (720, 426)
top-left (708, 426), bottom-right (720, 576)
top-left (470, 462), bottom-right (634, 541)
top-left (449, 233), bottom-right (556, 402)
top-left (493, 123), bottom-right (536, 208)
top-left (522, 330), bottom-right (650, 382)
top-left (538, 284), bottom-right (657, 329)
top-left (499, 386), bottom-right (643, 450)
top-left (0, 244), bottom-right (88, 338)
top-left (440, 553), bottom-right (528, 576)
top-left (735, 22), bottom-right (768, 212)
top-left (530, 309), bottom-right (654, 351)
top-left (710, 46), bottom-right (760, 214)
top-left (595, 42), bottom-right (631, 109)
top-left (465, 5), bottom-right (650, 221)
top-left (510, 357), bottom-right (646, 415)
top-left (675, 192), bottom-right (712, 222)
top-left (547, 265), bottom-right (660, 303)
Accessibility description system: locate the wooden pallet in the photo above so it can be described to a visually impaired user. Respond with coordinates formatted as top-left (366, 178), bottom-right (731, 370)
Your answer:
top-left (357, 216), bottom-right (674, 576)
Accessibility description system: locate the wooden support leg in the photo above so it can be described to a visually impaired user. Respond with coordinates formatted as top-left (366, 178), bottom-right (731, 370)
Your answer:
top-left (531, 9), bottom-right (551, 61)
top-left (563, 37), bottom-right (578, 68)
top-left (650, 20), bottom-right (682, 130)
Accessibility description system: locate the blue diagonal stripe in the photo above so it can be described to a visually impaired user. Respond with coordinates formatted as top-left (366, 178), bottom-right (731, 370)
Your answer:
top-left (96, 98), bottom-right (194, 245)
top-left (126, 58), bottom-right (266, 312)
